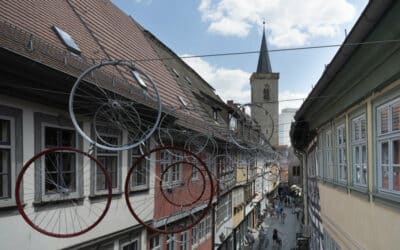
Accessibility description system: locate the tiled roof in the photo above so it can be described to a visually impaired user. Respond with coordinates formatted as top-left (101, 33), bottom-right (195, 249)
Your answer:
top-left (0, 0), bottom-right (188, 108)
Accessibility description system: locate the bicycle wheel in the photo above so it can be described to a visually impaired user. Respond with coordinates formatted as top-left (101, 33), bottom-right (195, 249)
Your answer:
top-left (69, 60), bottom-right (162, 151)
top-left (125, 146), bottom-right (214, 234)
top-left (15, 147), bottom-right (112, 238)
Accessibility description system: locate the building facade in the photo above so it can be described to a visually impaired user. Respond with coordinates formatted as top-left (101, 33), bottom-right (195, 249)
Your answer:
top-left (291, 1), bottom-right (400, 249)
top-left (279, 108), bottom-right (297, 146)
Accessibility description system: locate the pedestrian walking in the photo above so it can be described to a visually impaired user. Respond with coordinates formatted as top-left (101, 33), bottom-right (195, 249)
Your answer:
top-left (272, 228), bottom-right (282, 249)
top-left (245, 229), bottom-right (255, 247)
top-left (281, 211), bottom-right (286, 224)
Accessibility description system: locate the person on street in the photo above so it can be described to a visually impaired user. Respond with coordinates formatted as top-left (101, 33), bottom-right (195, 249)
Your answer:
top-left (272, 228), bottom-right (282, 249)
top-left (281, 211), bottom-right (286, 224)
top-left (245, 229), bottom-right (255, 247)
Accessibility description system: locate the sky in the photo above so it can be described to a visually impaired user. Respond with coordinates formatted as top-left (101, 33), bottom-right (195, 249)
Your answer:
top-left (112, 0), bottom-right (368, 114)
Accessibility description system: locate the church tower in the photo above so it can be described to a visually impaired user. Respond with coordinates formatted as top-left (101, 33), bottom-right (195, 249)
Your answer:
top-left (250, 22), bottom-right (279, 146)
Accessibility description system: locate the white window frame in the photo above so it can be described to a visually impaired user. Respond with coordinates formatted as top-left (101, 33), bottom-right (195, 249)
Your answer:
top-left (166, 234), bottom-right (176, 250)
top-left (149, 234), bottom-right (161, 250)
top-left (160, 151), bottom-right (183, 186)
top-left (95, 132), bottom-right (120, 194)
top-left (120, 238), bottom-right (139, 250)
top-left (130, 143), bottom-right (149, 191)
top-left (41, 123), bottom-right (79, 201)
top-left (351, 114), bottom-right (367, 187)
top-left (325, 129), bottom-right (333, 180)
top-left (336, 124), bottom-right (347, 183)
top-left (0, 116), bottom-right (15, 206)
top-left (377, 98), bottom-right (400, 193)
top-left (317, 134), bottom-right (324, 178)
top-left (180, 231), bottom-right (189, 250)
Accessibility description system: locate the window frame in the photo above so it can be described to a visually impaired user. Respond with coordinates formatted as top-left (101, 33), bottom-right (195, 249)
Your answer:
top-left (180, 231), bottom-right (189, 250)
top-left (0, 106), bottom-right (22, 208)
top-left (129, 143), bottom-right (150, 192)
top-left (324, 129), bottom-right (334, 180)
top-left (351, 114), bottom-right (368, 187)
top-left (376, 98), bottom-right (400, 194)
top-left (160, 151), bottom-right (183, 187)
top-left (94, 132), bottom-right (121, 195)
top-left (149, 234), bottom-right (161, 250)
top-left (0, 116), bottom-right (15, 205)
top-left (335, 123), bottom-right (347, 183)
top-left (166, 234), bottom-right (176, 250)
top-left (41, 123), bottom-right (80, 201)
top-left (34, 113), bottom-right (83, 203)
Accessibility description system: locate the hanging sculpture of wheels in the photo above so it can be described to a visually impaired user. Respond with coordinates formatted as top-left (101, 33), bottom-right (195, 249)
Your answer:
top-left (15, 147), bottom-right (112, 238)
top-left (69, 60), bottom-right (162, 151)
top-left (125, 146), bottom-right (214, 234)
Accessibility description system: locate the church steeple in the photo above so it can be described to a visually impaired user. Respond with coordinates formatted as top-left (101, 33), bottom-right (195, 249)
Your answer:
top-left (256, 21), bottom-right (272, 73)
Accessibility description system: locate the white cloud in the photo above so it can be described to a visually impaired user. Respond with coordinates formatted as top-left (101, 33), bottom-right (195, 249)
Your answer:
top-left (198, 0), bottom-right (357, 47)
top-left (182, 55), bottom-right (308, 113)
top-left (182, 55), bottom-right (251, 104)
top-left (278, 91), bottom-right (307, 114)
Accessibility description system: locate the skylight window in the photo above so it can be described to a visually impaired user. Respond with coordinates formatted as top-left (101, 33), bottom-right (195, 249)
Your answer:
top-left (184, 76), bottom-right (192, 85)
top-left (178, 96), bottom-right (188, 108)
top-left (172, 68), bottom-right (180, 78)
top-left (52, 26), bottom-right (81, 54)
top-left (131, 70), bottom-right (148, 90)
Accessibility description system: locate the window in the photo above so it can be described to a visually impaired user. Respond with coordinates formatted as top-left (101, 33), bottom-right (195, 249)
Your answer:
top-left (178, 96), bottom-right (188, 109)
top-left (192, 225), bottom-right (198, 246)
top-left (191, 157), bottom-right (199, 181)
top-left (229, 114), bottom-right (237, 131)
top-left (52, 26), bottom-right (81, 54)
top-left (130, 144), bottom-right (149, 191)
top-left (351, 115), bottom-right (367, 186)
top-left (317, 134), bottom-right (323, 178)
top-left (263, 85), bottom-right (270, 101)
top-left (325, 130), bottom-right (333, 179)
top-left (377, 99), bottom-right (400, 193)
top-left (44, 126), bottom-right (77, 195)
top-left (166, 234), bottom-right (176, 250)
top-left (181, 231), bottom-right (189, 250)
top-left (96, 134), bottom-right (120, 193)
top-left (336, 124), bottom-right (347, 182)
top-left (0, 118), bottom-right (12, 201)
top-left (172, 68), bottom-right (180, 78)
top-left (216, 193), bottom-right (232, 227)
top-left (150, 235), bottom-right (161, 250)
top-left (293, 166), bottom-right (300, 176)
top-left (121, 239), bottom-right (138, 250)
top-left (213, 109), bottom-right (218, 121)
top-left (160, 151), bottom-right (182, 185)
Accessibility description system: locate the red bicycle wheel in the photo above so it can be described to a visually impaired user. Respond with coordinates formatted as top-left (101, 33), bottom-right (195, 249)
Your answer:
top-left (15, 147), bottom-right (112, 238)
top-left (125, 146), bottom-right (214, 234)
top-left (160, 161), bottom-right (206, 207)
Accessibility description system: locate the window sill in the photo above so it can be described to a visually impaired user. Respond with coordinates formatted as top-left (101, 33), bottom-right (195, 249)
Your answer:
top-left (372, 191), bottom-right (400, 210)
top-left (33, 196), bottom-right (85, 207)
top-left (348, 185), bottom-right (369, 200)
top-left (0, 202), bottom-right (19, 212)
top-left (128, 187), bottom-right (150, 195)
top-left (89, 192), bottom-right (122, 201)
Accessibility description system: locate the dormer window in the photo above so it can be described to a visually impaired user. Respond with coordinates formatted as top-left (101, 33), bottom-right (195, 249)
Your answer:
top-left (229, 114), bottom-right (237, 131)
top-left (172, 68), bottom-right (180, 78)
top-left (213, 109), bottom-right (218, 121)
top-left (52, 26), bottom-right (80, 54)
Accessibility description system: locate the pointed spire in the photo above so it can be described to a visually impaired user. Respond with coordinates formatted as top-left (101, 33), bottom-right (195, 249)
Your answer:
top-left (256, 20), bottom-right (272, 73)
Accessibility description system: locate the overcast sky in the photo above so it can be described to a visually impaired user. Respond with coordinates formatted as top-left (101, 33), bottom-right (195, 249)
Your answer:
top-left (113, 0), bottom-right (368, 114)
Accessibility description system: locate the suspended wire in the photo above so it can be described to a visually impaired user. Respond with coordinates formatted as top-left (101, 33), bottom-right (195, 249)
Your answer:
top-left (125, 39), bottom-right (400, 63)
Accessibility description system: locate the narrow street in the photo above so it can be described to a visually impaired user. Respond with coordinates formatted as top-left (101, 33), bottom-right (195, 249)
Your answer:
top-left (247, 205), bottom-right (301, 250)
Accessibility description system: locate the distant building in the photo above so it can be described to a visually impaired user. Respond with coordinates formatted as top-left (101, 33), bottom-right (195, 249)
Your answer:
top-left (279, 108), bottom-right (297, 146)
top-left (250, 23), bottom-right (279, 146)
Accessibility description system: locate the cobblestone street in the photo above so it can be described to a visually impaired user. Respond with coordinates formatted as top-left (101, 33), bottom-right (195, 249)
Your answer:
top-left (246, 205), bottom-right (301, 250)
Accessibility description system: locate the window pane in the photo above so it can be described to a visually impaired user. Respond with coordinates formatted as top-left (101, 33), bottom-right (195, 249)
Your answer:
top-left (393, 166), bottom-right (400, 192)
top-left (61, 130), bottom-right (75, 146)
top-left (45, 127), bottom-right (58, 147)
top-left (382, 165), bottom-right (389, 190)
top-left (360, 118), bottom-right (366, 139)
top-left (393, 140), bottom-right (400, 165)
top-left (0, 149), bottom-right (10, 198)
top-left (122, 241), bottom-right (138, 250)
top-left (392, 103), bottom-right (400, 131)
top-left (0, 119), bottom-right (10, 145)
top-left (380, 107), bottom-right (389, 134)
top-left (381, 142), bottom-right (389, 164)
top-left (353, 120), bottom-right (360, 141)
top-left (98, 156), bottom-right (118, 189)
